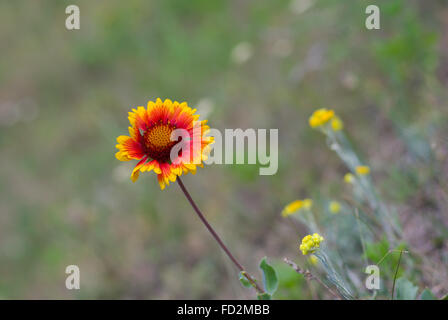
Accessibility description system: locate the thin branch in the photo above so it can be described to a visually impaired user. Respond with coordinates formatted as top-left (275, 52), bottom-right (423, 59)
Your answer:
top-left (355, 208), bottom-right (368, 267)
top-left (342, 195), bottom-right (379, 230)
top-left (377, 249), bottom-right (409, 266)
top-left (284, 257), bottom-right (342, 300)
top-left (391, 250), bottom-right (404, 300)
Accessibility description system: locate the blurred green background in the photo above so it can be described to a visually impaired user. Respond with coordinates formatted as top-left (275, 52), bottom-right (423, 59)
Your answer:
top-left (0, 0), bottom-right (447, 299)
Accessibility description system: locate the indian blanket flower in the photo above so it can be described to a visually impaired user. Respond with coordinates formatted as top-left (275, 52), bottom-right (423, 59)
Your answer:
top-left (115, 98), bottom-right (214, 189)
top-left (309, 108), bottom-right (335, 128)
top-left (300, 233), bottom-right (324, 255)
top-left (355, 165), bottom-right (370, 176)
top-left (282, 199), bottom-right (313, 217)
top-left (115, 98), bottom-right (265, 296)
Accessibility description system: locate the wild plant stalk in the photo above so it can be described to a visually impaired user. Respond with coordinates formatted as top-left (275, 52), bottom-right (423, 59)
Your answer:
top-left (177, 177), bottom-right (264, 294)
top-left (342, 195), bottom-right (378, 235)
top-left (324, 127), bottom-right (400, 244)
top-left (314, 250), bottom-right (355, 300)
top-left (376, 249), bottom-right (408, 299)
top-left (377, 249), bottom-right (409, 266)
top-left (391, 250), bottom-right (404, 300)
top-left (284, 258), bottom-right (342, 300)
top-left (292, 209), bottom-right (320, 234)
top-left (355, 208), bottom-right (369, 267)
top-left (290, 206), bottom-right (354, 298)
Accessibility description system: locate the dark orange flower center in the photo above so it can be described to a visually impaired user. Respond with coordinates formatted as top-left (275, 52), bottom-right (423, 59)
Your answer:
top-left (144, 123), bottom-right (177, 162)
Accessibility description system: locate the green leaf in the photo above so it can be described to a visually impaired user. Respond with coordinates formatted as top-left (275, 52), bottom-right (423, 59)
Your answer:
top-left (395, 278), bottom-right (418, 300)
top-left (440, 293), bottom-right (448, 300)
top-left (365, 237), bottom-right (389, 262)
top-left (257, 293), bottom-right (271, 300)
top-left (238, 271), bottom-right (252, 289)
top-left (259, 257), bottom-right (278, 295)
top-left (420, 289), bottom-right (436, 300)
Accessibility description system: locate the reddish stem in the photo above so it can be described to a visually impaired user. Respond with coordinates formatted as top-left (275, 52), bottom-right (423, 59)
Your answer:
top-left (177, 177), bottom-right (264, 294)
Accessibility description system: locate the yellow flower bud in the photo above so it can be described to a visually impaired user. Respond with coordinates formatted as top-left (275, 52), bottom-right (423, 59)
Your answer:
top-left (282, 200), bottom-right (303, 217)
top-left (309, 108), bottom-right (335, 128)
top-left (331, 116), bottom-right (343, 131)
top-left (303, 199), bottom-right (313, 210)
top-left (344, 173), bottom-right (355, 184)
top-left (299, 233), bottom-right (324, 255)
top-left (309, 255), bottom-right (319, 266)
top-left (329, 201), bottom-right (341, 214)
top-left (355, 165), bottom-right (370, 176)
top-left (282, 198), bottom-right (313, 217)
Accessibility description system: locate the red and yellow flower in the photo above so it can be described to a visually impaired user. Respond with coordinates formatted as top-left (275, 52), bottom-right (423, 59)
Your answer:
top-left (115, 98), bottom-right (214, 189)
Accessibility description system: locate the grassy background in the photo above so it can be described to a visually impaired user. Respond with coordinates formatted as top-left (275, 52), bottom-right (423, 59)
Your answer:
top-left (0, 0), bottom-right (447, 298)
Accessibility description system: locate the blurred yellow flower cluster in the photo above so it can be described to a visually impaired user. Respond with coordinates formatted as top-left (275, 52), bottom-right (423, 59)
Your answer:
top-left (282, 199), bottom-right (313, 217)
top-left (309, 108), bottom-right (344, 131)
top-left (309, 108), bottom-right (335, 128)
top-left (300, 233), bottom-right (324, 255)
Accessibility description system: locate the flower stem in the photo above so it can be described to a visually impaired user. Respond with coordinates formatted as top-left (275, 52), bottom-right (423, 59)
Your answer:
top-left (391, 249), bottom-right (403, 300)
top-left (177, 177), bottom-right (264, 294)
top-left (284, 257), bottom-right (342, 300)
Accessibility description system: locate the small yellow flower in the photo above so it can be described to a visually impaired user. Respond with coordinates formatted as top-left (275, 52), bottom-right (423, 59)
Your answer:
top-left (331, 116), bottom-right (344, 131)
top-left (344, 173), bottom-right (355, 184)
top-left (303, 198), bottom-right (313, 210)
top-left (329, 201), bottom-right (341, 214)
top-left (309, 255), bottom-right (319, 266)
top-left (309, 108), bottom-right (335, 128)
top-left (299, 233), bottom-right (324, 255)
top-left (282, 200), bottom-right (302, 217)
top-left (282, 199), bottom-right (313, 217)
top-left (355, 165), bottom-right (370, 176)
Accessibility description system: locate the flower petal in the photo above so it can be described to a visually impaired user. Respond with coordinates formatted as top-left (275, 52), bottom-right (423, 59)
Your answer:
top-left (130, 157), bottom-right (148, 182)
top-left (115, 135), bottom-right (145, 160)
